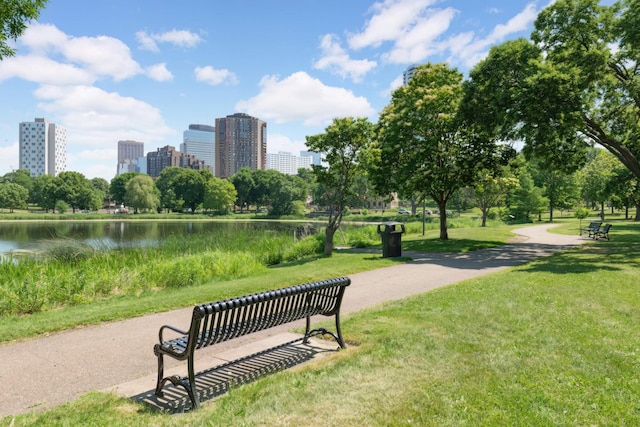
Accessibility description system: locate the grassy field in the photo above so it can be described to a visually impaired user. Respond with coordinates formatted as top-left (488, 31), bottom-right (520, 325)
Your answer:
top-left (2, 219), bottom-right (638, 425)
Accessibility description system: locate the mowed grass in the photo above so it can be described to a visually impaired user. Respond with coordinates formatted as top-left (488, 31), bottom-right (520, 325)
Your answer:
top-left (4, 221), bottom-right (640, 425)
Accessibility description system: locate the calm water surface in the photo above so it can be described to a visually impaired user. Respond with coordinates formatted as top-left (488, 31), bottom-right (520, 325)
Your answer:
top-left (0, 220), bottom-right (311, 257)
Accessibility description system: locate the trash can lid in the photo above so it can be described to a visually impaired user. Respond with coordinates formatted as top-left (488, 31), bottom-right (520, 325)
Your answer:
top-left (377, 221), bottom-right (405, 233)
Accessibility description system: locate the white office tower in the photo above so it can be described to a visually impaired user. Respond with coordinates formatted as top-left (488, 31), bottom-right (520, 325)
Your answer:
top-left (266, 151), bottom-right (312, 175)
top-left (19, 118), bottom-right (67, 177)
top-left (181, 124), bottom-right (215, 173)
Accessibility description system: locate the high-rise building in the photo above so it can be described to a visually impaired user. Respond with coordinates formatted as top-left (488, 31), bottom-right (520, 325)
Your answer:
top-left (300, 151), bottom-right (323, 166)
top-left (117, 140), bottom-right (144, 175)
top-left (180, 124), bottom-right (215, 173)
top-left (19, 118), bottom-right (67, 177)
top-left (215, 113), bottom-right (266, 178)
top-left (267, 151), bottom-right (313, 175)
top-left (146, 145), bottom-right (211, 178)
top-left (403, 64), bottom-right (419, 85)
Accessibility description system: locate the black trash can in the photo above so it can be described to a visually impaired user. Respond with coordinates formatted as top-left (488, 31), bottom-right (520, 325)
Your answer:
top-left (377, 221), bottom-right (405, 258)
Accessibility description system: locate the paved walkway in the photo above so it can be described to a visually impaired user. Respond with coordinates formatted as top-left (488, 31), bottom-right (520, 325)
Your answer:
top-left (0, 224), bottom-right (586, 416)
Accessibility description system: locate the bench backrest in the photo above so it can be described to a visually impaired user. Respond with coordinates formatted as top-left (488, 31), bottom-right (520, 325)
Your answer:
top-left (186, 277), bottom-right (351, 352)
top-left (588, 221), bottom-right (602, 229)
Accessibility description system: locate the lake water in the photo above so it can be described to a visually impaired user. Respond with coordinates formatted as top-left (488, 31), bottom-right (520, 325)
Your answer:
top-left (0, 220), bottom-right (314, 258)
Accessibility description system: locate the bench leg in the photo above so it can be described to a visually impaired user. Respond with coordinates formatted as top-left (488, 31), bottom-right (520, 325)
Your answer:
top-left (155, 353), bottom-right (165, 397)
top-left (186, 356), bottom-right (199, 409)
top-left (154, 351), bottom-right (199, 409)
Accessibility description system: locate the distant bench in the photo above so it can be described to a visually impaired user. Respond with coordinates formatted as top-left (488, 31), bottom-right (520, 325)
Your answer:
top-left (153, 277), bottom-right (351, 409)
top-left (580, 221), bottom-right (602, 238)
top-left (595, 223), bottom-right (612, 240)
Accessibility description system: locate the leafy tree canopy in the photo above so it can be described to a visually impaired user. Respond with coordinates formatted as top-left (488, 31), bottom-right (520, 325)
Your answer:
top-left (465, 0), bottom-right (640, 178)
top-left (0, 0), bottom-right (47, 59)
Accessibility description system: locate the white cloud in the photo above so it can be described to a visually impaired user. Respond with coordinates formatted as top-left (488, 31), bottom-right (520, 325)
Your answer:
top-left (236, 72), bottom-right (376, 126)
top-left (348, 0), bottom-right (439, 49)
top-left (146, 63), bottom-right (173, 81)
top-left (33, 85), bottom-right (175, 147)
top-left (136, 31), bottom-right (159, 52)
top-left (383, 7), bottom-right (458, 64)
top-left (267, 134), bottom-right (308, 155)
top-left (194, 65), bottom-right (238, 85)
top-left (136, 29), bottom-right (203, 51)
top-left (15, 23), bottom-right (143, 82)
top-left (0, 54), bottom-right (95, 84)
top-left (383, 74), bottom-right (404, 97)
top-left (313, 34), bottom-right (377, 82)
top-left (446, 2), bottom-right (539, 67)
top-left (0, 141), bottom-right (19, 176)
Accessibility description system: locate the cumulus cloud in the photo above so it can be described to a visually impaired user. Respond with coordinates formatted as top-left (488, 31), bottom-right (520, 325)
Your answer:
top-left (136, 29), bottom-right (203, 51)
top-left (348, 0), bottom-right (440, 49)
top-left (33, 85), bottom-right (175, 147)
top-left (0, 54), bottom-right (95, 84)
top-left (236, 72), bottom-right (376, 127)
top-left (313, 34), bottom-right (377, 82)
top-left (146, 63), bottom-right (173, 81)
top-left (267, 133), bottom-right (308, 154)
top-left (345, 0), bottom-right (539, 68)
top-left (194, 65), bottom-right (238, 85)
top-left (0, 141), bottom-right (19, 176)
top-left (446, 2), bottom-right (539, 67)
top-left (13, 23), bottom-right (143, 82)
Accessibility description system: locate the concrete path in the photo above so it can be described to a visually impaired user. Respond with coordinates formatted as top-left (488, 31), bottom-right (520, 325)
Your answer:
top-left (0, 224), bottom-right (586, 416)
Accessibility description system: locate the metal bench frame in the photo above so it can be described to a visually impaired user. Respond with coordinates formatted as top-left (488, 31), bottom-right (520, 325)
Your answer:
top-left (580, 221), bottom-right (602, 238)
top-left (153, 277), bottom-right (351, 409)
top-left (595, 223), bottom-right (612, 240)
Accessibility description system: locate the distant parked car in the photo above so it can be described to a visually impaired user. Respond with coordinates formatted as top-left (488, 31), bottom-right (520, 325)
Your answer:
top-left (397, 208), bottom-right (411, 214)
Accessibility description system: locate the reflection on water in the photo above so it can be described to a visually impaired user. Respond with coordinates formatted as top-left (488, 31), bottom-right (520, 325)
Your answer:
top-left (0, 220), bottom-right (312, 259)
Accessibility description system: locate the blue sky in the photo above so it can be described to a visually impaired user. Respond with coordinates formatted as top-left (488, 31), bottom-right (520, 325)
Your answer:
top-left (0, 0), bottom-right (553, 181)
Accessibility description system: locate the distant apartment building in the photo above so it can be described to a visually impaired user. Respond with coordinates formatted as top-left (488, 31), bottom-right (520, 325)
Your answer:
top-left (116, 140), bottom-right (144, 175)
top-left (267, 151), bottom-right (312, 175)
top-left (180, 124), bottom-right (215, 174)
top-left (19, 118), bottom-right (67, 177)
top-left (146, 145), bottom-right (212, 178)
top-left (215, 113), bottom-right (266, 178)
top-left (300, 150), bottom-right (323, 166)
top-left (403, 64), bottom-right (419, 85)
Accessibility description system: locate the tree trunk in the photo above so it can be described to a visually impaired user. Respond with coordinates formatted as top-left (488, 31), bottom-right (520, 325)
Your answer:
top-left (438, 200), bottom-right (448, 240)
top-left (480, 207), bottom-right (488, 227)
top-left (324, 225), bottom-right (336, 256)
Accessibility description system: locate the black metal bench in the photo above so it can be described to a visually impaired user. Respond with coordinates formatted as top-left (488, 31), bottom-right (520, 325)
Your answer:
top-left (580, 221), bottom-right (602, 238)
top-left (595, 223), bottom-right (612, 240)
top-left (153, 277), bottom-right (351, 409)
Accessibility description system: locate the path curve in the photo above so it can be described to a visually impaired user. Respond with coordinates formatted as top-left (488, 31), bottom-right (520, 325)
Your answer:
top-left (0, 224), bottom-right (585, 416)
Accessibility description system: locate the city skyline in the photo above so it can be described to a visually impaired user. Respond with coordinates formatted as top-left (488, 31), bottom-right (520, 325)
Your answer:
top-left (1, 0), bottom-right (558, 180)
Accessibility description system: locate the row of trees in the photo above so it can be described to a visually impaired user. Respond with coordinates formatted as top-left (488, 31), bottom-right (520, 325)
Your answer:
top-left (306, 0), bottom-right (640, 251)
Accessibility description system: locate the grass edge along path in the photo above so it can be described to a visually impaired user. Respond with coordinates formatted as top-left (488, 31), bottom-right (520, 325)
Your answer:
top-left (4, 221), bottom-right (639, 425)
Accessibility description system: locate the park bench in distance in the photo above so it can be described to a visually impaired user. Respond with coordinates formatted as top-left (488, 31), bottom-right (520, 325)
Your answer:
top-left (595, 223), bottom-right (612, 240)
top-left (580, 221), bottom-right (602, 238)
top-left (153, 277), bottom-right (351, 409)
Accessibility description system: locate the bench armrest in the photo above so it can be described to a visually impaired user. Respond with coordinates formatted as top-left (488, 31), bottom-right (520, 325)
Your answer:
top-left (158, 324), bottom-right (188, 343)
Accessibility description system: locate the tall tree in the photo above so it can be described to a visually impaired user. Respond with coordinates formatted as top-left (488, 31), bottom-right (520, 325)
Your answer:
top-left (229, 167), bottom-right (255, 212)
top-left (578, 149), bottom-right (620, 220)
top-left (110, 172), bottom-right (141, 206)
top-left (307, 117), bottom-right (373, 255)
top-left (30, 174), bottom-right (58, 212)
top-left (124, 175), bottom-right (159, 213)
top-left (473, 170), bottom-right (519, 227)
top-left (203, 177), bottom-right (237, 214)
top-left (374, 63), bottom-right (508, 240)
top-left (528, 158), bottom-right (581, 222)
top-left (0, 0), bottom-right (47, 59)
top-left (0, 182), bottom-right (28, 212)
top-left (465, 0), bottom-right (640, 184)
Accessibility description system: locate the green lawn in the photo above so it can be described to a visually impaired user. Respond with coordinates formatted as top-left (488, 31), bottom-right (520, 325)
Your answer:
top-left (4, 220), bottom-right (640, 426)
